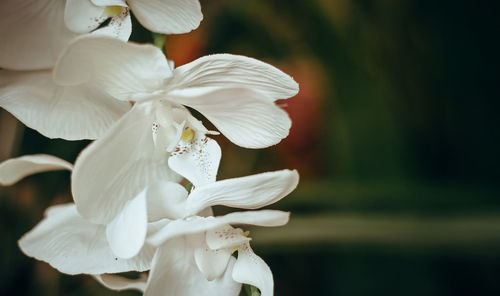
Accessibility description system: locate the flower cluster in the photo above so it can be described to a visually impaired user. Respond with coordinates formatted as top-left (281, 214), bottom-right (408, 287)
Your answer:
top-left (0, 1), bottom-right (299, 295)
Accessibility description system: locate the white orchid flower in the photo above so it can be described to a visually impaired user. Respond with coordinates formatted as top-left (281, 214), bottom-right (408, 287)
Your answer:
top-left (0, 0), bottom-right (202, 70)
top-left (137, 171), bottom-right (297, 296)
top-left (80, 210), bottom-right (290, 296)
top-left (143, 209), bottom-right (291, 296)
top-left (5, 155), bottom-right (296, 296)
top-left (6, 165), bottom-right (288, 295)
top-left (51, 35), bottom-right (298, 226)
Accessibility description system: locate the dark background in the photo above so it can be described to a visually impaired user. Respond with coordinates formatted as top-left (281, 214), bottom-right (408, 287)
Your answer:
top-left (1, 0), bottom-right (499, 295)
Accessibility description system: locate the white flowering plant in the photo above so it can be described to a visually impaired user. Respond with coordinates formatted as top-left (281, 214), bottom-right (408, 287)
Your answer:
top-left (0, 1), bottom-right (299, 295)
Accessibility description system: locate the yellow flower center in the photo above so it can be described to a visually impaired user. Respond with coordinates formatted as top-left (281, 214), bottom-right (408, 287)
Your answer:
top-left (181, 128), bottom-right (195, 142)
top-left (104, 6), bottom-right (123, 17)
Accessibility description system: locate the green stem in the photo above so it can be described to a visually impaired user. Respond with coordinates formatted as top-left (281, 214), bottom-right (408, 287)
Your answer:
top-left (242, 284), bottom-right (261, 296)
top-left (152, 32), bottom-right (166, 51)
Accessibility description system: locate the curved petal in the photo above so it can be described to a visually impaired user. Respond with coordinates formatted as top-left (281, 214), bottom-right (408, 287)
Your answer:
top-left (232, 243), bottom-right (273, 296)
top-left (148, 210), bottom-right (290, 247)
top-left (19, 204), bottom-right (155, 275)
top-left (217, 210), bottom-right (290, 229)
top-left (92, 8), bottom-right (132, 41)
top-left (168, 134), bottom-right (221, 188)
top-left (72, 103), bottom-right (181, 224)
top-left (144, 237), bottom-right (241, 296)
top-left (128, 0), bottom-right (202, 34)
top-left (194, 241), bottom-right (233, 281)
top-left (168, 54), bottom-right (299, 101)
top-left (168, 87), bottom-right (291, 148)
top-left (0, 154), bottom-right (72, 186)
top-left (93, 274), bottom-right (147, 292)
top-left (53, 36), bottom-right (172, 101)
top-left (185, 170), bottom-right (299, 216)
top-left (206, 226), bottom-right (250, 251)
top-left (64, 0), bottom-right (106, 33)
top-left (0, 0), bottom-right (78, 70)
top-left (146, 181), bottom-right (187, 221)
top-left (106, 189), bottom-right (148, 259)
top-left (0, 70), bottom-right (130, 140)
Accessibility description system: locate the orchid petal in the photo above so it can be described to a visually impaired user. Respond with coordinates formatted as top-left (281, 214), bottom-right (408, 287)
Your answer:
top-left (19, 204), bottom-right (155, 275)
top-left (168, 87), bottom-right (291, 148)
top-left (217, 210), bottom-right (291, 228)
top-left (0, 154), bottom-right (72, 186)
top-left (106, 189), bottom-right (148, 259)
top-left (144, 238), bottom-right (241, 296)
top-left (232, 243), bottom-right (274, 296)
top-left (194, 242), bottom-right (233, 281)
top-left (185, 169), bottom-right (298, 216)
top-left (206, 226), bottom-right (250, 251)
top-left (146, 181), bottom-right (187, 221)
top-left (0, 70), bottom-right (130, 140)
top-left (93, 274), bottom-right (147, 292)
top-left (72, 103), bottom-right (181, 224)
top-left (148, 210), bottom-right (290, 247)
top-left (53, 36), bottom-right (172, 101)
top-left (128, 0), bottom-right (202, 34)
top-left (168, 134), bottom-right (221, 188)
top-left (0, 0), bottom-right (77, 70)
top-left (168, 54), bottom-right (299, 101)
top-left (167, 87), bottom-right (291, 148)
top-left (64, 0), bottom-right (106, 33)
top-left (92, 8), bottom-right (132, 41)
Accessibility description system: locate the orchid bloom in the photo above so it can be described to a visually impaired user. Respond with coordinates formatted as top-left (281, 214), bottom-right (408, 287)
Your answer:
top-left (0, 0), bottom-right (202, 70)
top-left (27, 208), bottom-right (288, 296)
top-left (135, 170), bottom-right (297, 296)
top-left (143, 209), bottom-right (291, 296)
top-left (4, 155), bottom-right (296, 296)
top-left (89, 210), bottom-right (290, 296)
top-left (51, 35), bottom-right (299, 227)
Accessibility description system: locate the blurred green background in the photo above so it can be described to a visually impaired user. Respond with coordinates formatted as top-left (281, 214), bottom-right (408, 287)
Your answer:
top-left (1, 0), bottom-right (499, 295)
